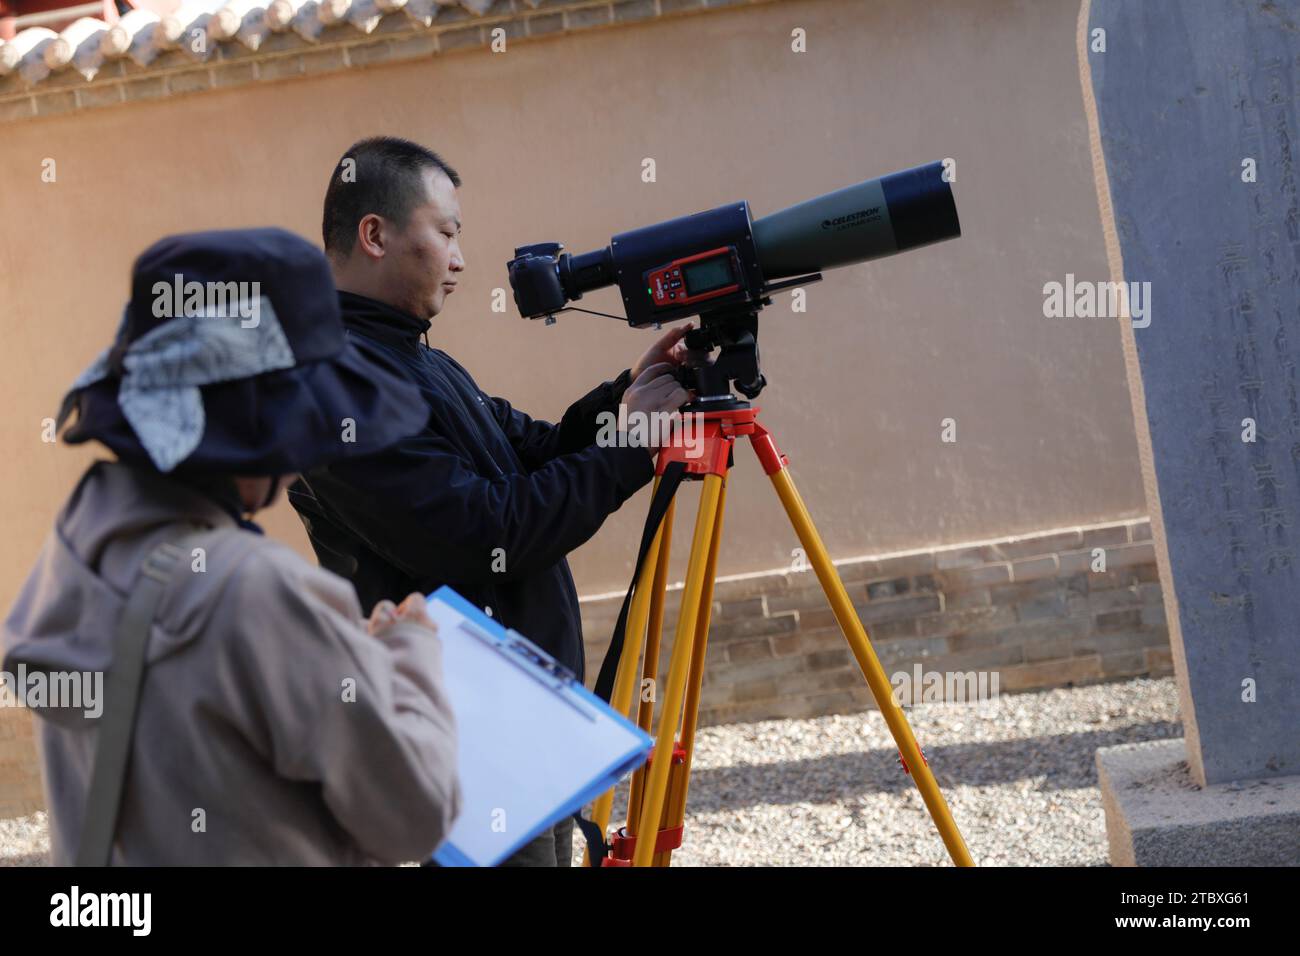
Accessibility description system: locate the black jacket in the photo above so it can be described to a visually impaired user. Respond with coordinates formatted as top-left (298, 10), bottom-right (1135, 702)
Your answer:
top-left (289, 292), bottom-right (655, 680)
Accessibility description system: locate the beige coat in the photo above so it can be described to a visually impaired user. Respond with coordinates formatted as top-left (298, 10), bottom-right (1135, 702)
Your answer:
top-left (2, 461), bottom-right (461, 865)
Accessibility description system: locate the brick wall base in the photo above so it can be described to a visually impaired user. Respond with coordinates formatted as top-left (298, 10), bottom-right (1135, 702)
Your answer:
top-left (580, 517), bottom-right (1170, 726)
top-left (0, 517), bottom-right (1170, 820)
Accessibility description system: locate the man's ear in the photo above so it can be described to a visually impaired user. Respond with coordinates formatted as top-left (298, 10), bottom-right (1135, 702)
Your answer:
top-left (356, 214), bottom-right (386, 260)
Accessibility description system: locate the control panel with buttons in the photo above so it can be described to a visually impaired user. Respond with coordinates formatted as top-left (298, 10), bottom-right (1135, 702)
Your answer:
top-left (644, 246), bottom-right (742, 309)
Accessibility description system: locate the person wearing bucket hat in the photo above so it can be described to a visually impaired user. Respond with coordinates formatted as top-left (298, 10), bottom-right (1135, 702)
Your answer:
top-left (1, 227), bottom-right (462, 865)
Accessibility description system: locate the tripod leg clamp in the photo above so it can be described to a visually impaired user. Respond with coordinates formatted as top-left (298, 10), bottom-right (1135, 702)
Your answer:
top-left (645, 741), bottom-right (688, 768)
top-left (600, 741), bottom-right (689, 865)
top-left (898, 747), bottom-right (929, 776)
top-left (602, 824), bottom-right (686, 865)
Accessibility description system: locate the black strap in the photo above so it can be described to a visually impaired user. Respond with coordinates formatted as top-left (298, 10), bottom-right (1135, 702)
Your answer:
top-left (577, 460), bottom-right (688, 867)
top-left (572, 812), bottom-right (611, 867)
top-left (76, 531), bottom-right (207, 867)
top-left (592, 460), bottom-right (688, 704)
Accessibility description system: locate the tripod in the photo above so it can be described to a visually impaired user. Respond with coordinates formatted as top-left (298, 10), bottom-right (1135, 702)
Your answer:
top-left (585, 402), bottom-right (975, 866)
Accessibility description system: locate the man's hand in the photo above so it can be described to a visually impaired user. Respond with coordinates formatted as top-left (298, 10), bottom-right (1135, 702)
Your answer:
top-left (625, 363), bottom-right (690, 418)
top-left (622, 364), bottom-right (690, 454)
top-left (630, 323), bottom-right (711, 381)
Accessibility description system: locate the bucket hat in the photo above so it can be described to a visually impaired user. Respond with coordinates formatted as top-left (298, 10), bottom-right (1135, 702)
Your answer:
top-left (57, 227), bottom-right (428, 475)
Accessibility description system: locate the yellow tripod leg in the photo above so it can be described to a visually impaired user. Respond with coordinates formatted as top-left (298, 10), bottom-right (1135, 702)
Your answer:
top-left (768, 467), bottom-right (976, 867)
top-left (655, 477), bottom-right (726, 866)
top-left (632, 473), bottom-right (724, 867)
top-left (584, 477), bottom-right (665, 866)
top-left (627, 497), bottom-right (674, 836)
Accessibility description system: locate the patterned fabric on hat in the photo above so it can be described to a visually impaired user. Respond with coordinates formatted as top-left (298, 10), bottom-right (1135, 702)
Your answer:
top-left (59, 298), bottom-right (296, 472)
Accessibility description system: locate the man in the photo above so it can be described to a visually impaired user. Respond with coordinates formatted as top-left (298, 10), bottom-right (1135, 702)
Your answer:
top-left (289, 136), bottom-right (696, 866)
top-left (3, 228), bottom-right (461, 865)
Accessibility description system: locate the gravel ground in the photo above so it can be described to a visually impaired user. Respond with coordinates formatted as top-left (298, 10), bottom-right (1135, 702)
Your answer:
top-left (1, 676), bottom-right (1181, 867)
top-left (0, 811), bottom-right (48, 867)
top-left (608, 675), bottom-right (1183, 866)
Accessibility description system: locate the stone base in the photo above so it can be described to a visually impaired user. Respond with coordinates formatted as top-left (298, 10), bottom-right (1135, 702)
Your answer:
top-left (1097, 739), bottom-right (1300, 866)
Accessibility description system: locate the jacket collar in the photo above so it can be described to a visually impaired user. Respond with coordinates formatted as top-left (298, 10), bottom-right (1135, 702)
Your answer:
top-left (172, 471), bottom-right (265, 533)
top-left (56, 461), bottom-right (240, 577)
top-left (338, 290), bottom-right (431, 356)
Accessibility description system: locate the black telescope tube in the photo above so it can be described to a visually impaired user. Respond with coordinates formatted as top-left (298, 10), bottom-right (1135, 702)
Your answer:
top-left (562, 247), bottom-right (616, 298)
top-left (881, 162), bottom-right (960, 252)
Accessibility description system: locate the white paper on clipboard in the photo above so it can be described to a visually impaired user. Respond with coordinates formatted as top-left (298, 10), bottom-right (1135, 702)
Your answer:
top-left (425, 587), bottom-right (652, 867)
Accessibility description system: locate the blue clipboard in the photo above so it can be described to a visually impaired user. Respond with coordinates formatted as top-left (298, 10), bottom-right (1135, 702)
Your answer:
top-left (425, 587), bottom-right (652, 867)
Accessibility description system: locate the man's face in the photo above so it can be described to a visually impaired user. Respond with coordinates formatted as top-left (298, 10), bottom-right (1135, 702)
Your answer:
top-left (386, 168), bottom-right (464, 320)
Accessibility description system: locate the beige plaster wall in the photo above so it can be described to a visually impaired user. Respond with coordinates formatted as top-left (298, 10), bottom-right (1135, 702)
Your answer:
top-left (0, 0), bottom-right (1138, 604)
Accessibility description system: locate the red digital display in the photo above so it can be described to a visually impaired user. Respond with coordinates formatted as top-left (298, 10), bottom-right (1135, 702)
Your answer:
top-left (645, 246), bottom-right (740, 308)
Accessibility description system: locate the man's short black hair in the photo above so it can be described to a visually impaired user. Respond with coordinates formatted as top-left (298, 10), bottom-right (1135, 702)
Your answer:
top-left (322, 136), bottom-right (461, 259)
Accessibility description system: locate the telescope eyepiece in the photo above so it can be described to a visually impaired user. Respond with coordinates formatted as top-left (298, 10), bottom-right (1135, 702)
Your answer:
top-left (513, 241), bottom-right (563, 259)
top-left (507, 245), bottom-right (567, 318)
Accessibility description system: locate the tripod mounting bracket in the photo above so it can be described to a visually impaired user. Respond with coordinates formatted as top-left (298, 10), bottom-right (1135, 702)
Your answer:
top-left (655, 407), bottom-right (788, 479)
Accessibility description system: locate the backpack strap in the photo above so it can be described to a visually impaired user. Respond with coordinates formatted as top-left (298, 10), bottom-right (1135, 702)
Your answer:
top-left (76, 529), bottom-right (209, 867)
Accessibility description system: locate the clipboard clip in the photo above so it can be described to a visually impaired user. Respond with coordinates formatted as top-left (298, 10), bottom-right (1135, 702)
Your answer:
top-left (503, 632), bottom-right (578, 684)
top-left (457, 620), bottom-right (597, 723)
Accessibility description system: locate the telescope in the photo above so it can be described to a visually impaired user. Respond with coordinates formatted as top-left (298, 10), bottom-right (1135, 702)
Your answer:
top-left (506, 161), bottom-right (959, 402)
